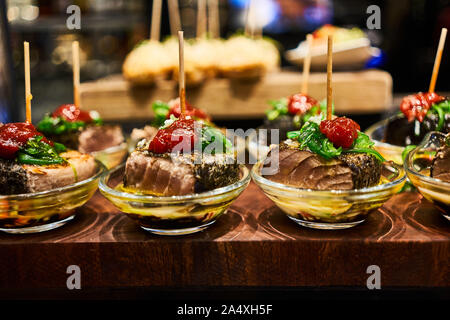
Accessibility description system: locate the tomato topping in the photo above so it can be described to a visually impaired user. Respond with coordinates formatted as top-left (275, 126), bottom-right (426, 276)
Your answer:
top-left (0, 122), bottom-right (52, 159)
top-left (52, 104), bottom-right (93, 122)
top-left (148, 117), bottom-right (198, 154)
top-left (400, 92), bottom-right (445, 122)
top-left (287, 93), bottom-right (319, 115)
top-left (167, 99), bottom-right (210, 121)
top-left (320, 117), bottom-right (360, 149)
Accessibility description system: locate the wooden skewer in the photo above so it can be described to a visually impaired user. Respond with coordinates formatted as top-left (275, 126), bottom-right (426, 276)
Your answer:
top-left (326, 35), bottom-right (333, 120)
top-left (197, 0), bottom-right (207, 38)
top-left (168, 0), bottom-right (181, 36)
top-left (244, 0), bottom-right (254, 37)
top-left (72, 41), bottom-right (80, 108)
top-left (428, 27), bottom-right (447, 93)
top-left (301, 34), bottom-right (313, 95)
top-left (208, 0), bottom-right (220, 39)
top-left (24, 41), bottom-right (32, 123)
top-left (178, 31), bottom-right (186, 116)
top-left (150, 0), bottom-right (162, 41)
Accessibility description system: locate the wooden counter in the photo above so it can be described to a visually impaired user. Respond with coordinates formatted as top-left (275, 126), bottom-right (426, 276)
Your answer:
top-left (0, 183), bottom-right (448, 294)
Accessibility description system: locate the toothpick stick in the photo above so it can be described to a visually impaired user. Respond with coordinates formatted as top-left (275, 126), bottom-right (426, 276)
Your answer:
top-left (197, 0), bottom-right (207, 39)
top-left (178, 31), bottom-right (186, 116)
top-left (168, 0), bottom-right (181, 36)
top-left (301, 34), bottom-right (313, 95)
top-left (150, 0), bottom-right (162, 41)
top-left (326, 35), bottom-right (333, 120)
top-left (72, 41), bottom-right (80, 108)
top-left (208, 0), bottom-right (220, 39)
top-left (428, 28), bottom-right (447, 93)
top-left (24, 41), bottom-right (32, 123)
top-left (244, 0), bottom-right (254, 37)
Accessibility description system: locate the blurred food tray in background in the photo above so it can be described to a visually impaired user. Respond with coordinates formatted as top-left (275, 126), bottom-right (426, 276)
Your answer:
top-left (80, 70), bottom-right (392, 121)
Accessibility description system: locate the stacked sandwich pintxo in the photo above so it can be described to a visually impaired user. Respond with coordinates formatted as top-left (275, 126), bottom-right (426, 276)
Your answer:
top-left (37, 42), bottom-right (125, 168)
top-left (124, 115), bottom-right (239, 196)
top-left (0, 122), bottom-right (97, 195)
top-left (100, 31), bottom-right (250, 235)
top-left (0, 42), bottom-right (103, 234)
top-left (367, 28), bottom-right (448, 163)
top-left (405, 131), bottom-right (450, 220)
top-left (37, 104), bottom-right (124, 154)
top-left (252, 35), bottom-right (405, 230)
top-left (263, 116), bottom-right (382, 190)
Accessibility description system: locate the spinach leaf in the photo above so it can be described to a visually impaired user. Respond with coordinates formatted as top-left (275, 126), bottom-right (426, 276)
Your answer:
top-left (17, 136), bottom-right (66, 165)
top-left (152, 101), bottom-right (170, 126)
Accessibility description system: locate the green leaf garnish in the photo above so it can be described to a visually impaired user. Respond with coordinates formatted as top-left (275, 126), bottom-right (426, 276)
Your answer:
top-left (36, 114), bottom-right (102, 136)
top-left (152, 101), bottom-right (170, 127)
top-left (265, 98), bottom-right (288, 121)
top-left (430, 100), bottom-right (449, 131)
top-left (17, 136), bottom-right (66, 165)
top-left (288, 122), bottom-right (384, 162)
top-left (200, 126), bottom-right (233, 154)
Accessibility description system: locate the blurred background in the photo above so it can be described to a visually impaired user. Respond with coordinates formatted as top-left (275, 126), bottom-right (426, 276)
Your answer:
top-left (1, 0), bottom-right (449, 128)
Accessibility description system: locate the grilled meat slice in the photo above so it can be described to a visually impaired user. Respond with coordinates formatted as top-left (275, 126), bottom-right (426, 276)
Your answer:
top-left (0, 151), bottom-right (97, 195)
top-left (130, 125), bottom-right (158, 144)
top-left (78, 125), bottom-right (124, 153)
top-left (47, 125), bottom-right (124, 153)
top-left (263, 140), bottom-right (381, 190)
top-left (124, 150), bottom-right (240, 196)
top-left (124, 151), bottom-right (196, 195)
top-left (431, 144), bottom-right (450, 183)
top-left (338, 153), bottom-right (381, 188)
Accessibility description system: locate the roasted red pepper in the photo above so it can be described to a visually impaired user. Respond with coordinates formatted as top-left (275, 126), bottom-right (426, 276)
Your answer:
top-left (0, 122), bottom-right (52, 159)
top-left (400, 92), bottom-right (445, 122)
top-left (149, 117), bottom-right (198, 154)
top-left (52, 104), bottom-right (93, 122)
top-left (320, 117), bottom-right (360, 149)
top-left (287, 93), bottom-right (319, 116)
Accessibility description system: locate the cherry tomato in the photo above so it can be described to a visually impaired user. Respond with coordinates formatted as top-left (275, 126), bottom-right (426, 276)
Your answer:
top-left (320, 117), bottom-right (360, 149)
top-left (287, 94), bottom-right (319, 115)
top-left (400, 92), bottom-right (445, 122)
top-left (149, 117), bottom-right (198, 154)
top-left (52, 104), bottom-right (93, 122)
top-left (0, 122), bottom-right (52, 159)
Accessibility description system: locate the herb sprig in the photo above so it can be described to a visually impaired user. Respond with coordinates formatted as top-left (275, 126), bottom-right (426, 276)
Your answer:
top-left (37, 115), bottom-right (102, 136)
top-left (287, 121), bottom-right (385, 162)
top-left (17, 136), bottom-right (66, 165)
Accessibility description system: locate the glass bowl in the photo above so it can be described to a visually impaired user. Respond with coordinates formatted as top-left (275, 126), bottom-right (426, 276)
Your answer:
top-left (99, 164), bottom-right (251, 235)
top-left (365, 115), bottom-right (404, 164)
top-left (251, 160), bottom-right (406, 230)
top-left (405, 132), bottom-right (450, 220)
top-left (90, 142), bottom-right (128, 169)
top-left (0, 160), bottom-right (105, 234)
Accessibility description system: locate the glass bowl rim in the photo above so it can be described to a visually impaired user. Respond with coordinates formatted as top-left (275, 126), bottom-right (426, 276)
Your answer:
top-left (365, 114), bottom-right (405, 151)
top-left (404, 131), bottom-right (450, 188)
top-left (0, 159), bottom-right (106, 200)
top-left (99, 163), bottom-right (251, 201)
top-left (251, 159), bottom-right (406, 196)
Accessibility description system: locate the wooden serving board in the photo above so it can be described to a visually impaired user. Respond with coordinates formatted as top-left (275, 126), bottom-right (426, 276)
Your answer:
top-left (0, 183), bottom-right (448, 297)
top-left (80, 70), bottom-right (393, 121)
